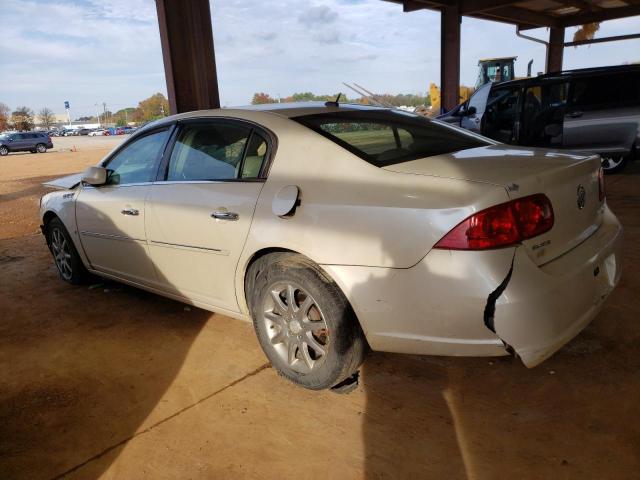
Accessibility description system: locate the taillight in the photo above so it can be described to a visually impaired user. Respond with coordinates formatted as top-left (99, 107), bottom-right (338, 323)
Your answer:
top-left (598, 167), bottom-right (605, 202)
top-left (434, 194), bottom-right (554, 250)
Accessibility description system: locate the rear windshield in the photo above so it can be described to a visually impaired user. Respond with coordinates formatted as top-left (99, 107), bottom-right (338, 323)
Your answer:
top-left (294, 110), bottom-right (489, 167)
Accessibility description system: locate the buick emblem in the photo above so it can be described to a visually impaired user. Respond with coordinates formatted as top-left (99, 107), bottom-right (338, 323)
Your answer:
top-left (576, 185), bottom-right (586, 210)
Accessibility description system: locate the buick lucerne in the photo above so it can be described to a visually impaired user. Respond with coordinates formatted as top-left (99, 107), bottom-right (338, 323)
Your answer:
top-left (39, 103), bottom-right (622, 390)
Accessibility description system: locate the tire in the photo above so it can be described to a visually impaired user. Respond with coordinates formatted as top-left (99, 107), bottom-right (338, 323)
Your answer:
top-left (36, 143), bottom-right (47, 153)
top-left (46, 217), bottom-right (89, 284)
top-left (246, 253), bottom-right (367, 390)
top-left (0, 146), bottom-right (8, 156)
top-left (601, 154), bottom-right (628, 174)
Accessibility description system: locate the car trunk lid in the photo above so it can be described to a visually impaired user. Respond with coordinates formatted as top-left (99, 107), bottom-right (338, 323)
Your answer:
top-left (384, 145), bottom-right (604, 265)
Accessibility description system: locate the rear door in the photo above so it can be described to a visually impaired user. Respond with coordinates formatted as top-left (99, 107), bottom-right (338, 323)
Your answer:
top-left (564, 72), bottom-right (640, 154)
top-left (460, 82), bottom-right (492, 133)
top-left (145, 119), bottom-right (271, 312)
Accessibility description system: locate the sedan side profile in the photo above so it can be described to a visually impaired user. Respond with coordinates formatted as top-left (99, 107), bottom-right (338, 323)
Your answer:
top-left (40, 103), bottom-right (622, 390)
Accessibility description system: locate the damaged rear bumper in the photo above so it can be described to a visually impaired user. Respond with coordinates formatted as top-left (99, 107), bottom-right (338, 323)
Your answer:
top-left (321, 206), bottom-right (622, 365)
top-left (492, 205), bottom-right (622, 367)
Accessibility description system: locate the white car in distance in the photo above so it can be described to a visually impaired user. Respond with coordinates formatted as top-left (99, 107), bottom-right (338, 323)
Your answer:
top-left (39, 103), bottom-right (622, 390)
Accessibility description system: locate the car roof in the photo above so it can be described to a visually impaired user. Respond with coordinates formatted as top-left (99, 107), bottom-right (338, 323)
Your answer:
top-left (496, 63), bottom-right (640, 89)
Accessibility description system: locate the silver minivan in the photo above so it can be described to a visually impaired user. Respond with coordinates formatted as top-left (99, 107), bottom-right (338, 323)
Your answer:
top-left (438, 65), bottom-right (640, 173)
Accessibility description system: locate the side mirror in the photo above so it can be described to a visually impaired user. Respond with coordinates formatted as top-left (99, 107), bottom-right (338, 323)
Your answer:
top-left (82, 166), bottom-right (107, 186)
top-left (544, 123), bottom-right (561, 137)
top-left (466, 106), bottom-right (477, 116)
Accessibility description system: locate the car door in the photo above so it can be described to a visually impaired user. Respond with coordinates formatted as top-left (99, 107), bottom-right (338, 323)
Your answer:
top-left (460, 82), bottom-right (492, 133)
top-left (10, 133), bottom-right (28, 151)
top-left (75, 127), bottom-right (172, 284)
top-left (145, 119), bottom-right (271, 312)
top-left (563, 72), bottom-right (639, 153)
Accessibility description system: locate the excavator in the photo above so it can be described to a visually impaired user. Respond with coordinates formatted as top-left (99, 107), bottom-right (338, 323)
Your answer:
top-left (430, 56), bottom-right (532, 115)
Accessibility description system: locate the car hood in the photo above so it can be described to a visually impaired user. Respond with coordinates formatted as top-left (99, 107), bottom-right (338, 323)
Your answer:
top-left (43, 173), bottom-right (82, 190)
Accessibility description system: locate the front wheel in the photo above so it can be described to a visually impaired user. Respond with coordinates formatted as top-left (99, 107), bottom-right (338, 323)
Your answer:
top-left (47, 217), bottom-right (89, 284)
top-left (36, 143), bottom-right (47, 153)
top-left (0, 146), bottom-right (8, 156)
top-left (247, 254), bottom-right (367, 390)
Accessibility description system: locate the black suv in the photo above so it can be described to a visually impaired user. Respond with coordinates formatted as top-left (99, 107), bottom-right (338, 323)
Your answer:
top-left (438, 64), bottom-right (640, 173)
top-left (0, 132), bottom-right (54, 156)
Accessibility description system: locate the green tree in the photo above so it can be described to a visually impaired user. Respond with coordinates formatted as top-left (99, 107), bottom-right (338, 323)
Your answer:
top-left (251, 92), bottom-right (278, 105)
top-left (113, 107), bottom-right (136, 126)
top-left (11, 106), bottom-right (34, 131)
top-left (0, 103), bottom-right (10, 131)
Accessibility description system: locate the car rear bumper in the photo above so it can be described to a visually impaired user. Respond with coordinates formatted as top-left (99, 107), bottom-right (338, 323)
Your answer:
top-left (321, 205), bottom-right (622, 365)
top-left (493, 204), bottom-right (622, 366)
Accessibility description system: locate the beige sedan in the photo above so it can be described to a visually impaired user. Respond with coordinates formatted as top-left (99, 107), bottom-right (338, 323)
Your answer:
top-left (39, 103), bottom-right (622, 390)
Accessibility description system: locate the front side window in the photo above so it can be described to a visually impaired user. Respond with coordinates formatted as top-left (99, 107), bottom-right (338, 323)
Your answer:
top-left (295, 110), bottom-right (489, 167)
top-left (167, 123), bottom-right (267, 181)
top-left (105, 129), bottom-right (170, 186)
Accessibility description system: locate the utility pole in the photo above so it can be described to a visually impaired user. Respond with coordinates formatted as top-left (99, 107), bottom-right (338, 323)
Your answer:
top-left (95, 103), bottom-right (101, 126)
top-left (102, 103), bottom-right (107, 126)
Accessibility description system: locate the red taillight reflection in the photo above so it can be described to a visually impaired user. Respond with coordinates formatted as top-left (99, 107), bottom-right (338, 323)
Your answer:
top-left (434, 194), bottom-right (554, 250)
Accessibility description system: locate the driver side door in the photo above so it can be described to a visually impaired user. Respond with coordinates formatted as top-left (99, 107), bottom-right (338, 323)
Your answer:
top-left (460, 82), bottom-right (492, 133)
top-left (75, 127), bottom-right (172, 285)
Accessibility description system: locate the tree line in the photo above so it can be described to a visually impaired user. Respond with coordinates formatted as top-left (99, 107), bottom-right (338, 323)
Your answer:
top-left (0, 93), bottom-right (170, 132)
top-left (251, 91), bottom-right (431, 107)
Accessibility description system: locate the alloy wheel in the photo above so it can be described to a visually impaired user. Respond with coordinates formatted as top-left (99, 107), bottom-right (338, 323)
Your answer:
top-left (50, 227), bottom-right (73, 280)
top-left (262, 283), bottom-right (330, 374)
top-left (37, 144), bottom-right (46, 153)
top-left (0, 146), bottom-right (8, 156)
top-left (601, 155), bottom-right (623, 171)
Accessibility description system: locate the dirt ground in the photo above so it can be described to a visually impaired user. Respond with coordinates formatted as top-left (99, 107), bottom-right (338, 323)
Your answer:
top-left (0, 145), bottom-right (639, 479)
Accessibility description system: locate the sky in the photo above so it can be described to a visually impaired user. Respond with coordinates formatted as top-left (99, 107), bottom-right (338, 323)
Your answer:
top-left (1, 0), bottom-right (639, 118)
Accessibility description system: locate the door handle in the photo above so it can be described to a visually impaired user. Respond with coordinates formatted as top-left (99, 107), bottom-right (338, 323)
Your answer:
top-left (121, 208), bottom-right (139, 216)
top-left (211, 211), bottom-right (239, 221)
top-left (566, 111), bottom-right (583, 118)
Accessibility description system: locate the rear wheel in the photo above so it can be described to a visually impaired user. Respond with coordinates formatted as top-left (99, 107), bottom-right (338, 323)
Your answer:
top-left (247, 253), bottom-right (367, 390)
top-left (0, 146), bottom-right (8, 156)
top-left (36, 143), bottom-right (47, 153)
top-left (601, 154), bottom-right (628, 174)
top-left (47, 217), bottom-right (89, 284)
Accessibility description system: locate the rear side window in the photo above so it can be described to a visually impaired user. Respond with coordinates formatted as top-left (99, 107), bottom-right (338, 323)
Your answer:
top-left (571, 72), bottom-right (640, 109)
top-left (295, 110), bottom-right (488, 167)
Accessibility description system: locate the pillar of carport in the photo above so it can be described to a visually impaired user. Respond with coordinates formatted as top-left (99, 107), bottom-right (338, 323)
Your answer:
top-left (546, 26), bottom-right (565, 73)
top-left (440, 5), bottom-right (461, 113)
top-left (156, 0), bottom-right (221, 114)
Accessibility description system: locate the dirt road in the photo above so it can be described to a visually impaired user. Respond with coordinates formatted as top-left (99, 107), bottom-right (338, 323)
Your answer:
top-left (1, 148), bottom-right (638, 479)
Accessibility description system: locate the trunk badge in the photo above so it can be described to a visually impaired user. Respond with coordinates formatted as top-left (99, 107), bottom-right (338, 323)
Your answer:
top-left (577, 185), bottom-right (586, 210)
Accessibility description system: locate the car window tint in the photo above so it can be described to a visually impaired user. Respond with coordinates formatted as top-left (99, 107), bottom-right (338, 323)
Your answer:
top-left (167, 123), bottom-right (251, 181)
top-left (295, 110), bottom-right (488, 167)
top-left (241, 132), bottom-right (268, 179)
top-left (571, 72), bottom-right (640, 109)
top-left (105, 129), bottom-right (169, 186)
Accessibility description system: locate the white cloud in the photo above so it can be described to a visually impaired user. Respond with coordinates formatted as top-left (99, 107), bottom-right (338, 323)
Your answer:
top-left (1, 0), bottom-right (639, 114)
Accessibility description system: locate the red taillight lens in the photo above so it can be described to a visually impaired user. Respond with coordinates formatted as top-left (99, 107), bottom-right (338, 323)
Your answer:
top-left (598, 167), bottom-right (605, 202)
top-left (434, 194), bottom-right (554, 250)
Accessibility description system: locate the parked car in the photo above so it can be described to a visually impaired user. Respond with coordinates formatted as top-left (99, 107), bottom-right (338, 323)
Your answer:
top-left (115, 127), bottom-right (125, 135)
top-left (438, 64), bottom-right (640, 173)
top-left (62, 129), bottom-right (79, 137)
top-left (39, 103), bottom-right (622, 390)
top-left (89, 129), bottom-right (106, 136)
top-left (0, 131), bottom-right (53, 155)
top-left (123, 127), bottom-right (135, 134)
top-left (78, 128), bottom-right (92, 136)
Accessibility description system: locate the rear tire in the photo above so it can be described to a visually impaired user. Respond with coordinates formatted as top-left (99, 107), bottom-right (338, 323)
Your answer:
top-left (36, 143), bottom-right (47, 153)
top-left (47, 217), bottom-right (89, 284)
top-left (246, 253), bottom-right (367, 390)
top-left (0, 146), bottom-right (8, 156)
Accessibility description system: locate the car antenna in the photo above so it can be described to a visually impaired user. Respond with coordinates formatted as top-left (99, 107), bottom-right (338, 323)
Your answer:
top-left (324, 93), bottom-right (342, 107)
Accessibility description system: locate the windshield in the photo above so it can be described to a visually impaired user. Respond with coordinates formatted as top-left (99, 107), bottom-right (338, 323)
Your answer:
top-left (294, 110), bottom-right (489, 167)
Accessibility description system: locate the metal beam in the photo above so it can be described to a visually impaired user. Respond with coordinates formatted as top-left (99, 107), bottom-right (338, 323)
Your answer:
top-left (564, 32), bottom-right (640, 47)
top-left (561, 4), bottom-right (640, 27)
top-left (440, 5), bottom-right (461, 112)
top-left (546, 27), bottom-right (564, 73)
top-left (481, 6), bottom-right (561, 28)
top-left (156, 0), bottom-right (220, 114)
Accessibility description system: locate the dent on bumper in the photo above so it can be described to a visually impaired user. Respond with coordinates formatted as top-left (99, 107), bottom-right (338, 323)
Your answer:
top-left (493, 206), bottom-right (623, 367)
top-left (322, 206), bottom-right (622, 365)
